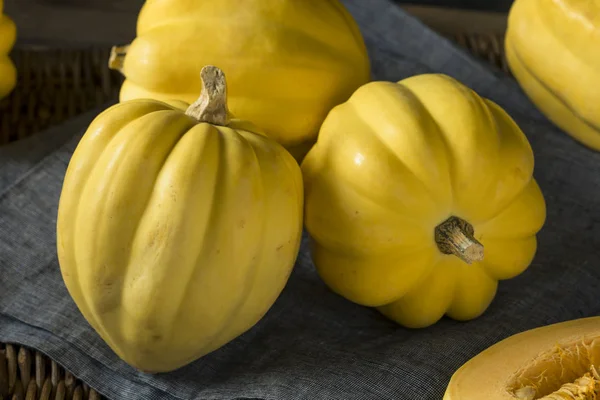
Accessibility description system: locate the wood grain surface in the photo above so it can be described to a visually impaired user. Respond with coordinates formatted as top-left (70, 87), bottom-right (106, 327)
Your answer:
top-left (3, 0), bottom-right (507, 48)
top-left (4, 0), bottom-right (144, 47)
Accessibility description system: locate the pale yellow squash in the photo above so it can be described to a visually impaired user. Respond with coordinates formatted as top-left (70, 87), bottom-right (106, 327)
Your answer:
top-left (108, 0), bottom-right (371, 162)
top-left (56, 66), bottom-right (304, 373)
top-left (506, 0), bottom-right (600, 150)
top-left (301, 74), bottom-right (546, 328)
top-left (444, 317), bottom-right (600, 399)
top-left (0, 0), bottom-right (16, 99)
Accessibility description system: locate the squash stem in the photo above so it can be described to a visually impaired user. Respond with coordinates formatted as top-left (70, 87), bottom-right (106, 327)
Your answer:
top-left (108, 45), bottom-right (130, 73)
top-left (434, 216), bottom-right (484, 264)
top-left (185, 66), bottom-right (230, 126)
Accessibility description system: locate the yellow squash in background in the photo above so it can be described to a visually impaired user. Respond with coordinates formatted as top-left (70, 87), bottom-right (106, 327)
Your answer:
top-left (506, 0), bottom-right (600, 150)
top-left (444, 317), bottom-right (600, 399)
top-left (56, 66), bottom-right (304, 373)
top-left (108, 0), bottom-right (371, 162)
top-left (302, 74), bottom-right (546, 329)
top-left (0, 0), bottom-right (16, 99)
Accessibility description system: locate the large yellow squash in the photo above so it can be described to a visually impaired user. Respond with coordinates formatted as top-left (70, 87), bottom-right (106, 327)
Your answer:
top-left (108, 0), bottom-right (371, 162)
top-left (506, 0), bottom-right (600, 150)
top-left (56, 66), bottom-right (304, 373)
top-left (444, 317), bottom-right (600, 399)
top-left (301, 74), bottom-right (547, 328)
top-left (0, 0), bottom-right (16, 99)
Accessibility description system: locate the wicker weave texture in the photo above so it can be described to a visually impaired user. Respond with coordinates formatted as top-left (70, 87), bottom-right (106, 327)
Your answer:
top-left (0, 343), bottom-right (102, 400)
top-left (0, 47), bottom-right (122, 145)
top-left (454, 33), bottom-right (509, 73)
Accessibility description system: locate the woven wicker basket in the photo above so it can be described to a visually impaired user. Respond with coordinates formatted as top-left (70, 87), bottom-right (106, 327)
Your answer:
top-left (0, 344), bottom-right (100, 400)
top-left (0, 32), bottom-right (508, 400)
top-left (0, 47), bottom-right (123, 145)
top-left (0, 33), bottom-right (507, 146)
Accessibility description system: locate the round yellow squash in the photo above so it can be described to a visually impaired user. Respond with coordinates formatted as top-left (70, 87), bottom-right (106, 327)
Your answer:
top-left (108, 0), bottom-right (371, 162)
top-left (444, 317), bottom-right (600, 399)
top-left (506, 0), bottom-right (600, 150)
top-left (56, 66), bottom-right (304, 373)
top-left (0, 0), bottom-right (16, 99)
top-left (301, 74), bottom-right (547, 329)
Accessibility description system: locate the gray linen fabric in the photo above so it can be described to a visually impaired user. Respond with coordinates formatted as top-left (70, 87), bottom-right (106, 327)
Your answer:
top-left (1, 1), bottom-right (599, 399)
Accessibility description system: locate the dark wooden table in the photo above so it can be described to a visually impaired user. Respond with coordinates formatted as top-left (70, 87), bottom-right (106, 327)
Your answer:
top-left (4, 0), bottom-right (143, 47)
top-left (4, 0), bottom-right (507, 48)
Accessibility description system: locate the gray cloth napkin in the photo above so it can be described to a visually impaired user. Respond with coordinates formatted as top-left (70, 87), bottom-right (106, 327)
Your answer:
top-left (1, 1), bottom-right (599, 399)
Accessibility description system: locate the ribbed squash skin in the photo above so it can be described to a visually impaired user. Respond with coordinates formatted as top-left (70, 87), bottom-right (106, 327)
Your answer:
top-left (115, 0), bottom-right (371, 161)
top-left (0, 0), bottom-right (16, 99)
top-left (56, 98), bottom-right (304, 372)
top-left (506, 0), bottom-right (600, 150)
top-left (301, 74), bottom-right (546, 328)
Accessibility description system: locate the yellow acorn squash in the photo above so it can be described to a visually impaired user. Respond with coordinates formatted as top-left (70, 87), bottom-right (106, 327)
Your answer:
top-left (301, 74), bottom-right (546, 328)
top-left (108, 0), bottom-right (371, 162)
top-left (56, 66), bottom-right (304, 373)
top-left (444, 317), bottom-right (600, 399)
top-left (506, 0), bottom-right (600, 150)
top-left (0, 0), bottom-right (16, 99)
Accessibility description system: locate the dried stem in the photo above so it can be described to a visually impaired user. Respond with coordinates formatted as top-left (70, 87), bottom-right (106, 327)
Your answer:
top-left (434, 216), bottom-right (484, 264)
top-left (108, 45), bottom-right (130, 73)
top-left (185, 65), bottom-right (230, 126)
